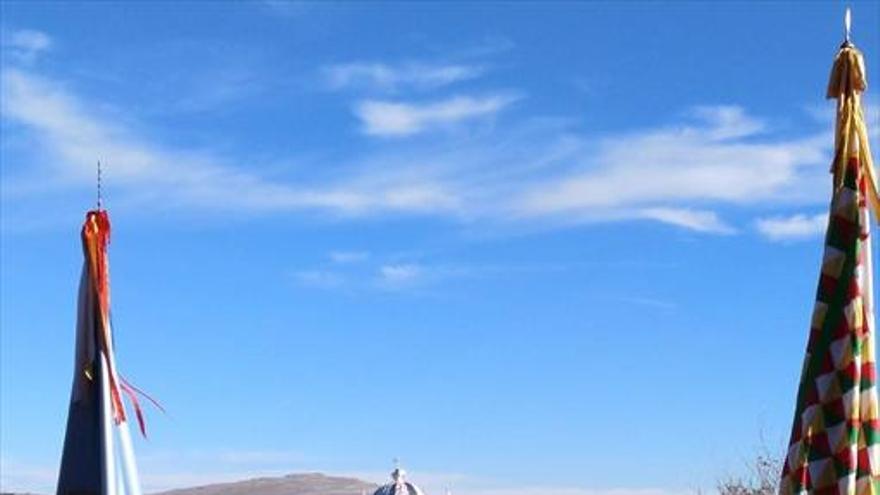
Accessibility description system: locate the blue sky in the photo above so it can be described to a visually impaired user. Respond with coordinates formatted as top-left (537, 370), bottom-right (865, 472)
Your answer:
top-left (2, 1), bottom-right (880, 494)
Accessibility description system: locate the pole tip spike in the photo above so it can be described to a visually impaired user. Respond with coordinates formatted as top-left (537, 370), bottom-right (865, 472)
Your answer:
top-left (96, 160), bottom-right (103, 210)
top-left (845, 7), bottom-right (852, 43)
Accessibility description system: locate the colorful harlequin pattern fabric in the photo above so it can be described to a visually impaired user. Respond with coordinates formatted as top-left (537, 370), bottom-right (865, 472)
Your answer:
top-left (780, 44), bottom-right (880, 495)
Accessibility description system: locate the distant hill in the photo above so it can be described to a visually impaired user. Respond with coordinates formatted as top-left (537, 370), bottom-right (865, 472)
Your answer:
top-left (153, 472), bottom-right (377, 495)
top-left (0, 472), bottom-right (375, 495)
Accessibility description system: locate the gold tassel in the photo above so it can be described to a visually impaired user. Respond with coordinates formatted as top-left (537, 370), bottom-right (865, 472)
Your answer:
top-left (827, 44), bottom-right (880, 220)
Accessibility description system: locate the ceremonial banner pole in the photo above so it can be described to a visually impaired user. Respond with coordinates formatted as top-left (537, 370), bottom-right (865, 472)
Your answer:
top-left (57, 169), bottom-right (157, 495)
top-left (780, 9), bottom-right (880, 494)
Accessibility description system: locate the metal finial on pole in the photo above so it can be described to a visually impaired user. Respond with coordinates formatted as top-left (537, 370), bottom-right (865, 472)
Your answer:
top-left (96, 160), bottom-right (103, 210)
top-left (844, 7), bottom-right (852, 44)
top-left (391, 458), bottom-right (404, 484)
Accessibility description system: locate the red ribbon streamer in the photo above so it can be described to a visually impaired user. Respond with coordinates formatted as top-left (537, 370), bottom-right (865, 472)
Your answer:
top-left (82, 209), bottom-right (162, 437)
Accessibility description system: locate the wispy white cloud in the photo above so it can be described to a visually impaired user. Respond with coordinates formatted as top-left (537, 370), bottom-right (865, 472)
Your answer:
top-left (612, 296), bottom-right (677, 311)
top-left (355, 94), bottom-right (518, 137)
top-left (2, 62), bottom-right (836, 236)
top-left (293, 256), bottom-right (482, 292)
top-left (293, 261), bottom-right (458, 292)
top-left (293, 269), bottom-right (346, 289)
top-left (171, 68), bottom-right (265, 113)
top-left (690, 105), bottom-right (765, 140)
top-left (329, 250), bottom-right (371, 264)
top-left (2, 29), bottom-right (51, 64)
top-left (291, 255), bottom-right (670, 294)
top-left (323, 62), bottom-right (484, 92)
top-left (378, 263), bottom-right (423, 286)
top-left (755, 212), bottom-right (827, 241)
top-left (0, 68), bottom-right (463, 218)
top-left (514, 106), bottom-right (827, 228)
top-left (639, 207), bottom-right (736, 234)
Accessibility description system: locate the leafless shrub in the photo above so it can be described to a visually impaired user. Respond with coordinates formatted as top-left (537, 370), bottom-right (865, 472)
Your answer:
top-left (717, 452), bottom-right (781, 495)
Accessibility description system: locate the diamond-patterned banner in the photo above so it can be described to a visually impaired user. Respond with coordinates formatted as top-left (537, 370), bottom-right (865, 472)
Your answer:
top-left (780, 42), bottom-right (880, 495)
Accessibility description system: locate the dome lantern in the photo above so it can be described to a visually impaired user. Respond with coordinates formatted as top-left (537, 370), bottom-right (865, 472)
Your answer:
top-left (372, 464), bottom-right (425, 495)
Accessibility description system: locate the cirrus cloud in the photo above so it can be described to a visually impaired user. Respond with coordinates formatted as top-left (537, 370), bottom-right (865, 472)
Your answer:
top-left (354, 94), bottom-right (519, 137)
top-left (323, 61), bottom-right (484, 92)
top-left (1, 60), bottom-right (837, 237)
top-left (755, 213), bottom-right (828, 241)
top-left (2, 28), bottom-right (51, 64)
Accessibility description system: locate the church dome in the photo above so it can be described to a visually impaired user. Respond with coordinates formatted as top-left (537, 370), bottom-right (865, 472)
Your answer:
top-left (372, 468), bottom-right (425, 495)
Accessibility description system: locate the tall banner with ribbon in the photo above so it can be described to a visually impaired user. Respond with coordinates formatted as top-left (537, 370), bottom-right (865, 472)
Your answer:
top-left (57, 210), bottom-right (158, 495)
top-left (779, 38), bottom-right (880, 495)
